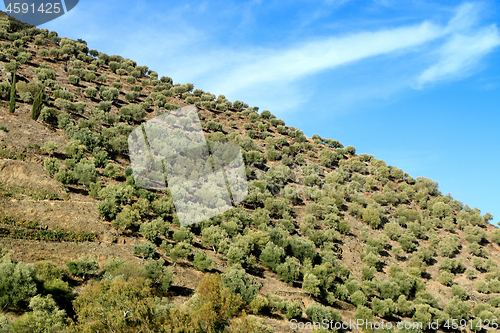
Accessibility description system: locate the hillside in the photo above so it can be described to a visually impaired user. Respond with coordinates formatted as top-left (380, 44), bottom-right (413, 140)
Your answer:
top-left (1, 11), bottom-right (500, 333)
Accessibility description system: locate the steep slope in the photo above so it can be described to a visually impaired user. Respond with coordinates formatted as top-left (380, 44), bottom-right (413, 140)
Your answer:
top-left (0, 11), bottom-right (500, 333)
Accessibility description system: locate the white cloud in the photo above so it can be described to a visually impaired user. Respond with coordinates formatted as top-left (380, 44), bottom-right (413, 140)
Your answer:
top-left (209, 21), bottom-right (444, 95)
top-left (416, 25), bottom-right (500, 86)
top-left (416, 3), bottom-right (500, 86)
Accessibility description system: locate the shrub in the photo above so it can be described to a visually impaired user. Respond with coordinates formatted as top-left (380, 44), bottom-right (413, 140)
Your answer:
top-left (302, 273), bottom-right (321, 297)
top-left (362, 206), bottom-right (381, 229)
top-left (12, 295), bottom-right (66, 333)
top-left (351, 290), bottom-right (367, 306)
top-left (372, 297), bottom-right (397, 317)
top-left (68, 74), bottom-right (80, 85)
top-left (259, 242), bottom-right (284, 271)
top-left (66, 256), bottom-right (98, 279)
top-left (440, 258), bottom-right (465, 274)
top-left (444, 297), bottom-right (471, 321)
top-left (437, 235), bottom-right (460, 258)
top-left (44, 157), bottom-right (60, 175)
top-left (384, 222), bottom-right (403, 240)
top-left (288, 236), bottom-right (317, 263)
top-left (354, 305), bottom-right (374, 332)
top-left (64, 139), bottom-right (87, 160)
top-left (112, 206), bottom-right (140, 230)
top-left (172, 227), bottom-right (193, 244)
top-left (475, 280), bottom-right (489, 294)
top-left (438, 271), bottom-right (454, 286)
top-left (74, 161), bottom-right (98, 187)
top-left (0, 256), bottom-right (37, 309)
top-left (222, 265), bottom-right (261, 304)
top-left (193, 251), bottom-right (213, 271)
top-left (276, 256), bottom-right (300, 283)
top-left (168, 242), bottom-right (192, 263)
top-left (133, 242), bottom-right (155, 261)
top-left (85, 87), bottom-right (98, 98)
top-left (451, 285), bottom-right (468, 300)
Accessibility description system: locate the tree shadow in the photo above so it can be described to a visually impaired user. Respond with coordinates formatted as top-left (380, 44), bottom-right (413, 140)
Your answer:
top-left (168, 286), bottom-right (194, 297)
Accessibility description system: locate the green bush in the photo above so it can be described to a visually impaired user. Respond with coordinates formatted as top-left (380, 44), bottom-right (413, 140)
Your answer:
top-left (112, 206), bottom-right (140, 230)
top-left (305, 303), bottom-right (341, 324)
top-left (193, 251), bottom-right (213, 271)
top-left (12, 295), bottom-right (66, 333)
top-left (222, 265), bottom-right (261, 304)
top-left (384, 222), bottom-right (403, 240)
top-left (451, 285), bottom-right (468, 300)
top-left (354, 305), bottom-right (374, 332)
top-left (103, 163), bottom-right (119, 178)
top-left (302, 273), bottom-right (321, 297)
top-left (168, 242), bottom-right (192, 262)
top-left (444, 297), bottom-right (471, 321)
top-left (440, 258), bottom-right (465, 274)
top-left (0, 255), bottom-right (38, 309)
top-left (362, 206), bottom-right (381, 229)
top-left (351, 290), bottom-right (367, 306)
top-left (276, 256), bottom-right (300, 283)
top-left (475, 280), bottom-right (489, 294)
top-left (74, 161), bottom-right (98, 187)
top-left (44, 157), bottom-right (60, 175)
top-left (259, 242), bottom-right (284, 271)
top-left (132, 242), bottom-right (155, 261)
top-left (66, 256), bottom-right (98, 279)
top-left (172, 227), bottom-right (193, 244)
top-left (372, 297), bottom-right (397, 317)
top-left (438, 270), bottom-right (454, 286)
top-left (437, 235), bottom-right (460, 258)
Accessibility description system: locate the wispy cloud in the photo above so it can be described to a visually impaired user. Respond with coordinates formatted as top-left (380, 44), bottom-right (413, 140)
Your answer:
top-left (192, 2), bottom-right (499, 111)
top-left (210, 21), bottom-right (444, 95)
top-left (416, 3), bottom-right (500, 86)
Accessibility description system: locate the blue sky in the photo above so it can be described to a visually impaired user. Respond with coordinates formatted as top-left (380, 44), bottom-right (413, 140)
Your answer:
top-left (12, 0), bottom-right (500, 224)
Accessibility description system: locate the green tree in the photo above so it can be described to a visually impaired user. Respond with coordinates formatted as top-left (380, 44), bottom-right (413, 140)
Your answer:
top-left (351, 290), bottom-right (368, 306)
top-left (193, 251), bottom-right (213, 271)
top-left (133, 242), bottom-right (155, 262)
top-left (372, 297), bottom-right (397, 317)
top-left (201, 225), bottom-right (228, 252)
top-left (66, 256), bottom-right (98, 280)
top-left (221, 265), bottom-right (261, 304)
top-left (249, 295), bottom-right (269, 315)
top-left (71, 277), bottom-right (162, 332)
top-left (0, 255), bottom-right (37, 310)
top-left (189, 274), bottom-right (243, 332)
top-left (354, 305), bottom-right (374, 332)
top-left (363, 206), bottom-right (382, 229)
top-left (31, 87), bottom-right (44, 120)
top-left (44, 157), bottom-right (60, 176)
top-left (64, 139), bottom-right (87, 160)
top-left (259, 242), bottom-right (284, 271)
top-left (112, 206), bottom-right (141, 230)
top-left (8, 71), bottom-right (15, 113)
top-left (74, 161), bottom-right (98, 187)
top-left (42, 141), bottom-right (58, 156)
top-left (85, 86), bottom-right (98, 98)
top-left (144, 258), bottom-right (166, 283)
top-left (444, 296), bottom-right (471, 320)
top-left (305, 303), bottom-right (341, 324)
top-left (302, 272), bottom-right (321, 297)
top-left (276, 256), bottom-right (300, 283)
top-left (13, 295), bottom-right (66, 333)
top-left (491, 229), bottom-right (500, 245)
top-left (169, 241), bottom-right (192, 263)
